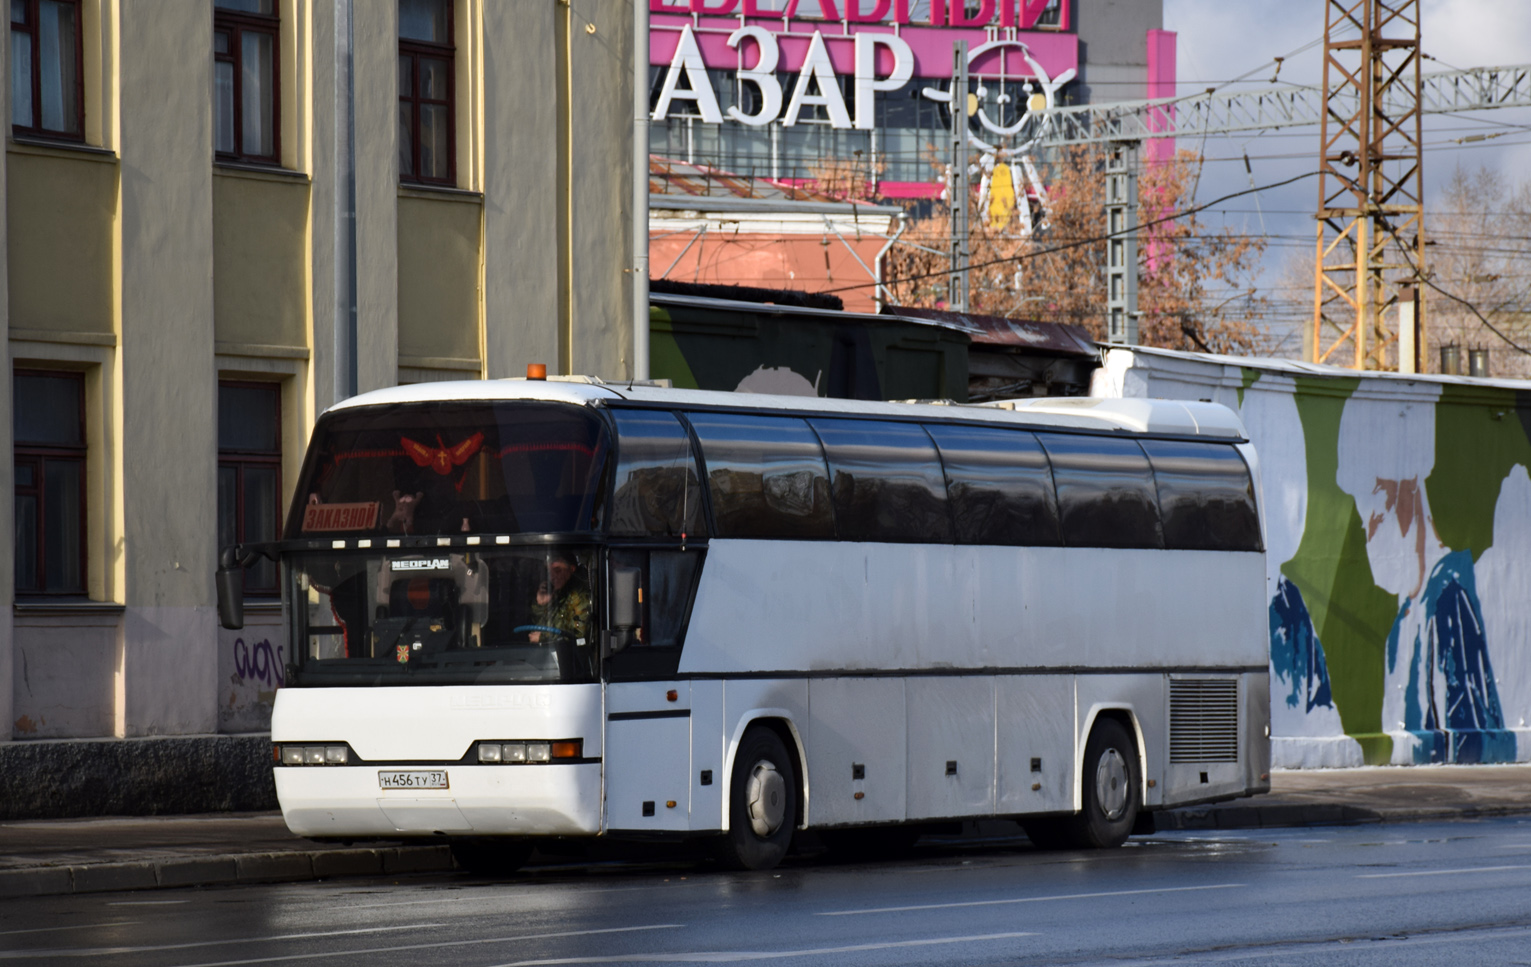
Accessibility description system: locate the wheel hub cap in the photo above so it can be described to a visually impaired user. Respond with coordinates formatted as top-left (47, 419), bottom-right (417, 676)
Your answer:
top-left (745, 760), bottom-right (786, 838)
top-left (1095, 747), bottom-right (1130, 821)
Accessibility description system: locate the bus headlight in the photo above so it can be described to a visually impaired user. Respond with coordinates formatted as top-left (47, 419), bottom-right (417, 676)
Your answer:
top-left (472, 740), bottom-right (580, 763)
top-left (275, 744), bottom-right (351, 765)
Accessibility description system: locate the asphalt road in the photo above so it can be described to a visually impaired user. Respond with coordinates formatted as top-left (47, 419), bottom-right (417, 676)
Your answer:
top-left (4, 818), bottom-right (1531, 967)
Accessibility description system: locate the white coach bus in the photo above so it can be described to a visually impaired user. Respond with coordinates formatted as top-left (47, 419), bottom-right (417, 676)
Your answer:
top-left (219, 378), bottom-right (1271, 872)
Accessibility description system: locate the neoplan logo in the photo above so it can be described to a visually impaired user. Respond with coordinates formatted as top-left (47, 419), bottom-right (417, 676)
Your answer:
top-left (395, 558), bottom-right (450, 571)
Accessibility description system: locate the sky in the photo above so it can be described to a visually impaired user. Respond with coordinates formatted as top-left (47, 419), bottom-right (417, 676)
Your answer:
top-left (1161, 0), bottom-right (1531, 352)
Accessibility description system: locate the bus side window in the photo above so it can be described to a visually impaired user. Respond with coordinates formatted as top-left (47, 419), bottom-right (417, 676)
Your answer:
top-left (926, 424), bottom-right (1061, 546)
top-left (648, 550), bottom-right (702, 647)
top-left (685, 412), bottom-right (834, 540)
top-left (608, 410), bottom-right (707, 538)
top-left (606, 549), bottom-right (703, 650)
top-left (1141, 440), bottom-right (1262, 552)
top-left (1037, 433), bottom-right (1163, 549)
top-left (809, 419), bottom-right (952, 543)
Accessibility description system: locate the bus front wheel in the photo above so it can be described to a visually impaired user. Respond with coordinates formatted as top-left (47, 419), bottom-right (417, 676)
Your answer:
top-left (716, 726), bottom-right (797, 871)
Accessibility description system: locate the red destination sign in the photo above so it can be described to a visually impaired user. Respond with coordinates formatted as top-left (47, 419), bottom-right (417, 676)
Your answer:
top-left (302, 501), bottom-right (380, 533)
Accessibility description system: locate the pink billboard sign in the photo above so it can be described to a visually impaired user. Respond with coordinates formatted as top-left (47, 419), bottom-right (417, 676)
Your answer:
top-left (650, 14), bottom-right (1078, 81)
top-left (652, 0), bottom-right (1070, 31)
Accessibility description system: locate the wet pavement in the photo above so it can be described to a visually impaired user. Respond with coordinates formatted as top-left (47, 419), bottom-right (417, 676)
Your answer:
top-left (1, 763), bottom-right (1527, 898)
top-left (4, 816), bottom-right (1531, 966)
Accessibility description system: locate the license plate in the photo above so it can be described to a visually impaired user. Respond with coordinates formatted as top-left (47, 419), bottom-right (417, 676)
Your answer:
top-left (378, 770), bottom-right (449, 790)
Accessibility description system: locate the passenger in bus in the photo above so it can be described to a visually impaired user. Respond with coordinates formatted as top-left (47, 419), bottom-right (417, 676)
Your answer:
top-left (528, 549), bottom-right (592, 649)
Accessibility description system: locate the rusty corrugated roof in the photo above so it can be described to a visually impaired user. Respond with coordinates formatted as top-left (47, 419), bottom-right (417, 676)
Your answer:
top-left (887, 307), bottom-right (1097, 356)
top-left (650, 156), bottom-right (868, 205)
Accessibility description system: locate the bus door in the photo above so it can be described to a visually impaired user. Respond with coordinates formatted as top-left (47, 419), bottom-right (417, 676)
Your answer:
top-left (602, 548), bottom-right (703, 832)
top-left (604, 681), bottom-right (692, 832)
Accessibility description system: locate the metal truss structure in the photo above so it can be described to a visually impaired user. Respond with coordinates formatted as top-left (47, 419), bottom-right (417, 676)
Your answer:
top-left (1032, 1), bottom-right (1531, 369)
top-left (1035, 62), bottom-right (1531, 148)
top-left (1311, 0), bottom-right (1424, 370)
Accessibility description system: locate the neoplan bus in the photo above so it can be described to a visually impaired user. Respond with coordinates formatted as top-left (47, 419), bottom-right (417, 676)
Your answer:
top-left (218, 378), bottom-right (1272, 872)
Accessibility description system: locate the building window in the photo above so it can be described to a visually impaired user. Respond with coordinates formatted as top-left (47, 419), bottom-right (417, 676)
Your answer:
top-left (14, 370), bottom-right (86, 595)
top-left (218, 381), bottom-right (282, 594)
top-left (398, 0), bottom-right (454, 185)
top-left (10, 0), bottom-right (84, 140)
top-left (214, 0), bottom-right (279, 163)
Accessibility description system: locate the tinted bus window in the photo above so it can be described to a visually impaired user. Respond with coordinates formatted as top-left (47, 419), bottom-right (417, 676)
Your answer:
top-left (810, 419), bottom-right (952, 543)
top-left (1141, 440), bottom-right (1262, 551)
top-left (686, 412), bottom-right (835, 539)
top-left (608, 410), bottom-right (707, 538)
top-left (1037, 434), bottom-right (1162, 549)
top-left (289, 402), bottom-right (608, 538)
top-left (927, 424), bottom-right (1061, 546)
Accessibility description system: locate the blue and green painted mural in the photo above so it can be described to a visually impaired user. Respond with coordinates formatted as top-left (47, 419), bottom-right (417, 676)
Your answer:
top-left (1102, 349), bottom-right (1531, 767)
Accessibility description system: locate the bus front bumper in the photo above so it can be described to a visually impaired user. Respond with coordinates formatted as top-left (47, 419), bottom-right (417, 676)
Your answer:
top-left (275, 762), bottom-right (602, 838)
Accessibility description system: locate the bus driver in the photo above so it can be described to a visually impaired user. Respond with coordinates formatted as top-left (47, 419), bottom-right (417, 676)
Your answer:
top-left (528, 549), bottom-right (592, 649)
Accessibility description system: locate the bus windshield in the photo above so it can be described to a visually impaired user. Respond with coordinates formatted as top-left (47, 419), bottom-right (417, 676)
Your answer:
top-left (288, 545), bottom-right (600, 686)
top-left (288, 402), bottom-right (609, 539)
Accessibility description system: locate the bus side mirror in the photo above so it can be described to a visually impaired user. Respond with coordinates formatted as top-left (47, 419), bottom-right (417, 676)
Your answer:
top-left (608, 565), bottom-right (641, 653)
top-left (217, 546), bottom-right (246, 630)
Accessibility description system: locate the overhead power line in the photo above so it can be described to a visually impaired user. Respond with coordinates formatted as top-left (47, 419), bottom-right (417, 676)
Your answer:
top-left (831, 170), bottom-right (1322, 296)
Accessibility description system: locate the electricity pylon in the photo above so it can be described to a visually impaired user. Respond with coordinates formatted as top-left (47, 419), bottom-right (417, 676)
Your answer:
top-left (1311, 0), bottom-right (1426, 370)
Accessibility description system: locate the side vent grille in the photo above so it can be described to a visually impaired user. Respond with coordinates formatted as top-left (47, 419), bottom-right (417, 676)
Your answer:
top-left (1170, 679), bottom-right (1239, 763)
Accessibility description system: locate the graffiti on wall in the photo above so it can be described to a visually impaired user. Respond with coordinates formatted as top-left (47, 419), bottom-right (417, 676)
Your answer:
top-left (218, 619), bottom-right (284, 733)
top-left (232, 637), bottom-right (285, 690)
top-left (1237, 371), bottom-right (1531, 766)
top-left (1102, 349), bottom-right (1531, 767)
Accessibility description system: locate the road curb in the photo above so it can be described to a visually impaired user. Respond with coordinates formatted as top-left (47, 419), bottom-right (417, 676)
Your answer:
top-left (1157, 802), bottom-right (1531, 831)
top-left (0, 845), bottom-right (455, 899)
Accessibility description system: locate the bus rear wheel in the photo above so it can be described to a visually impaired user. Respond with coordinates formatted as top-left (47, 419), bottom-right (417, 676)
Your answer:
top-left (1067, 718), bottom-right (1141, 849)
top-left (716, 726), bottom-right (797, 871)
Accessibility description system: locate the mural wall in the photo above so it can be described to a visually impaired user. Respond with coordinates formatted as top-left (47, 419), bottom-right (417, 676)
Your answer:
top-left (1098, 348), bottom-right (1531, 767)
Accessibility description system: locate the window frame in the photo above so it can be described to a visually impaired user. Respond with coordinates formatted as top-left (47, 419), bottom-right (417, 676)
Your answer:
top-left (218, 380), bottom-right (284, 596)
top-left (213, 1), bottom-right (282, 165)
top-left (10, 0), bottom-right (86, 142)
top-left (606, 408), bottom-right (708, 539)
top-left (13, 369), bottom-right (87, 596)
top-left (1140, 439), bottom-right (1264, 552)
top-left (1036, 432), bottom-right (1165, 550)
top-left (683, 410), bottom-right (836, 541)
top-left (809, 417), bottom-right (954, 544)
top-left (397, 0), bottom-right (456, 186)
top-left (926, 423), bottom-right (1063, 547)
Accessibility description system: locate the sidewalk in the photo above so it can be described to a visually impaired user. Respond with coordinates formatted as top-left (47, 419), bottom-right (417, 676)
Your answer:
top-left (1155, 763), bottom-right (1531, 830)
top-left (2, 764), bottom-right (1527, 898)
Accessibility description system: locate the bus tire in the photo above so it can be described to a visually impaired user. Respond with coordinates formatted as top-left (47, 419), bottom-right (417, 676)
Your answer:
top-left (716, 726), bottom-right (797, 871)
top-left (1066, 717), bottom-right (1140, 849)
top-left (449, 838), bottom-right (533, 875)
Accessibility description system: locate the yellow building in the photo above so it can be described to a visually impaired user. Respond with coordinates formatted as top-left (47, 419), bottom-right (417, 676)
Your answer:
top-left (2, 0), bottom-right (640, 815)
